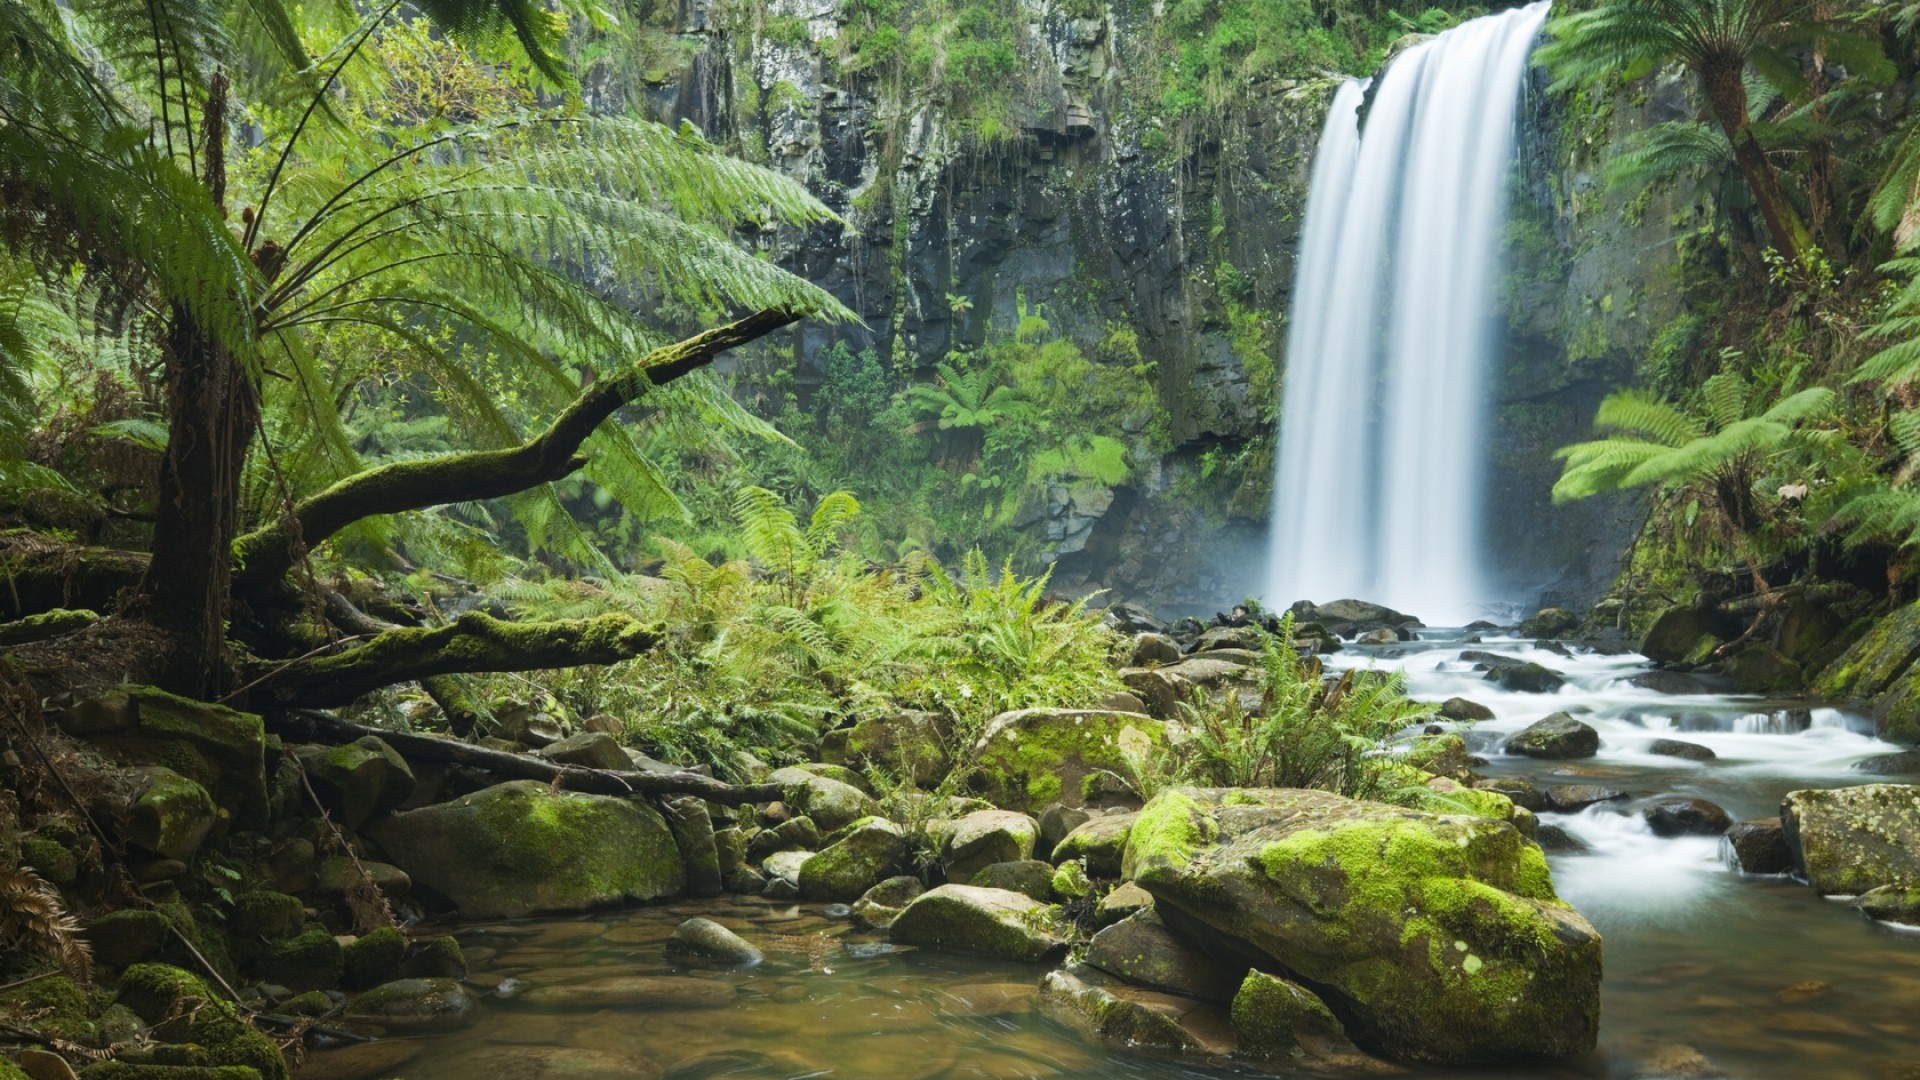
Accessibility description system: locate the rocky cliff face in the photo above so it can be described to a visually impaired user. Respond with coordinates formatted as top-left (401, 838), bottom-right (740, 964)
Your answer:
top-left (630, 0), bottom-right (1690, 617)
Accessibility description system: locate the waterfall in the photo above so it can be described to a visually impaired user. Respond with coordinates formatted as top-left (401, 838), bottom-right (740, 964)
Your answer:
top-left (1264, 1), bottom-right (1552, 624)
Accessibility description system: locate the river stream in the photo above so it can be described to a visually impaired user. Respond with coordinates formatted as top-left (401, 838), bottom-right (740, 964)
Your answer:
top-left (302, 631), bottom-right (1920, 1080)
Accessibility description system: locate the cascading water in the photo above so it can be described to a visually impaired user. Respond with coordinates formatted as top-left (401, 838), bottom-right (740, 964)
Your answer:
top-left (1265, 1), bottom-right (1551, 624)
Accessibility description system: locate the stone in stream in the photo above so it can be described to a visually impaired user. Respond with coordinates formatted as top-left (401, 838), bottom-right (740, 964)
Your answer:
top-left (1050, 812), bottom-right (1135, 877)
top-left (518, 975), bottom-right (736, 1009)
top-left (940, 810), bottom-right (1039, 879)
top-left (797, 818), bottom-right (907, 902)
top-left (1781, 784), bottom-right (1920, 894)
top-left (759, 850), bottom-right (812, 900)
top-left (663, 796), bottom-right (723, 899)
top-left (1036, 966), bottom-right (1230, 1053)
top-left (1485, 661), bottom-right (1567, 694)
top-left (1533, 823), bottom-right (1587, 854)
top-left (1035, 802), bottom-right (1091, 859)
top-left (1856, 883), bottom-right (1920, 926)
top-left (1519, 607), bottom-right (1579, 638)
top-left (1473, 777), bottom-right (1546, 812)
top-left (1356, 628), bottom-right (1399, 645)
top-left (1631, 670), bottom-right (1714, 695)
top-left (887, 884), bottom-right (1068, 962)
top-left (969, 859), bottom-right (1055, 902)
top-left (1505, 713), bottom-right (1600, 759)
top-left (368, 781), bottom-right (683, 918)
top-left (746, 815), bottom-right (820, 861)
top-left (1647, 739), bottom-right (1716, 761)
top-left (1720, 820), bottom-right (1792, 874)
top-left (664, 917), bottom-right (763, 966)
top-left (1439, 697), bottom-right (1495, 722)
top-left (1852, 749), bottom-right (1920, 775)
top-left (767, 768), bottom-right (879, 833)
top-left (1083, 909), bottom-right (1245, 1002)
top-left (850, 875), bottom-right (924, 931)
top-left (1640, 606), bottom-right (1734, 665)
top-left (1643, 799), bottom-right (1732, 836)
top-left (1542, 785), bottom-right (1627, 813)
top-left (1121, 787), bottom-right (1601, 1065)
top-left (342, 977), bottom-right (476, 1032)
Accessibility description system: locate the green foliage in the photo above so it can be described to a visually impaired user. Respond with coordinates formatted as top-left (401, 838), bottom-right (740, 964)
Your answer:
top-left (1175, 617), bottom-right (1430, 799)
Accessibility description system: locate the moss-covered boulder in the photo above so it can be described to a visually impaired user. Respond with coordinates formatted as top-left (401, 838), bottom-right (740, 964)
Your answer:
top-left (63, 688), bottom-right (269, 820)
top-left (970, 860), bottom-right (1055, 901)
top-left (940, 810), bottom-right (1039, 879)
top-left (888, 884), bottom-right (1068, 962)
top-left (843, 709), bottom-right (952, 788)
top-left (259, 926), bottom-right (343, 992)
top-left (1518, 608), bottom-right (1578, 638)
top-left (536, 731), bottom-right (631, 771)
top-left (971, 709), bottom-right (1166, 812)
top-left (1726, 643), bottom-right (1804, 694)
top-left (341, 977), bottom-right (475, 1032)
top-left (850, 875), bottom-right (923, 931)
top-left (1781, 784), bottom-right (1920, 894)
top-left (797, 818), bottom-right (907, 902)
top-left (665, 916), bottom-right (763, 966)
top-left (768, 768), bottom-right (879, 833)
top-left (1231, 970), bottom-right (1357, 1062)
top-left (342, 927), bottom-right (407, 990)
top-left (1036, 967), bottom-right (1223, 1053)
top-left (1051, 812), bottom-right (1135, 877)
top-left (126, 767), bottom-right (217, 862)
top-left (228, 891), bottom-right (304, 942)
top-left (368, 780), bottom-right (684, 917)
top-left (294, 737), bottom-right (414, 830)
top-left (116, 965), bottom-right (288, 1080)
top-left (1121, 787), bottom-right (1601, 1065)
top-left (1815, 602), bottom-right (1920, 705)
top-left (1640, 607), bottom-right (1733, 665)
top-left (1857, 883), bottom-right (1920, 925)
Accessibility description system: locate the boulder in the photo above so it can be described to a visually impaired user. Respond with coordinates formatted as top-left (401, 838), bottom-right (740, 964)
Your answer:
top-left (1292, 599), bottom-right (1418, 636)
top-left (1857, 883), bottom-right (1920, 926)
top-left (663, 796), bottom-right (723, 898)
top-left (665, 917), bottom-right (763, 966)
top-left (1231, 970), bottom-right (1356, 1062)
top-left (62, 687), bottom-right (270, 820)
top-left (1036, 967), bottom-right (1226, 1053)
top-left (971, 709), bottom-right (1166, 811)
top-left (1473, 778), bottom-right (1544, 812)
top-left (1852, 750), bottom-right (1920, 774)
top-left (1356, 628), bottom-right (1399, 645)
top-left (843, 710), bottom-right (951, 788)
top-left (1504, 714), bottom-right (1599, 759)
top-left (1084, 909), bottom-right (1244, 1002)
top-left (798, 818), bottom-right (908, 902)
top-left (940, 810), bottom-right (1038, 879)
top-left (850, 876), bottom-right (923, 931)
top-left (1726, 644), bottom-right (1803, 694)
top-left (970, 860), bottom-right (1055, 902)
top-left (1438, 697), bottom-right (1494, 722)
top-left (1192, 625), bottom-right (1265, 653)
top-left (1121, 787), bottom-right (1601, 1065)
top-left (125, 767), bottom-right (216, 863)
top-left (314, 857), bottom-right (411, 899)
top-left (1518, 608), bottom-right (1578, 638)
top-left (116, 965), bottom-right (290, 1080)
top-left (261, 926), bottom-right (344, 991)
top-left (768, 768), bottom-right (878, 833)
top-left (1401, 733), bottom-right (1469, 779)
top-left (1814, 602), bottom-right (1920, 706)
top-left (1118, 668), bottom-right (1186, 720)
top-left (537, 732), bottom-right (631, 772)
top-left (888, 885), bottom-right (1068, 962)
top-left (1647, 739), bottom-right (1715, 761)
top-left (341, 927), bottom-right (407, 990)
top-left (1722, 819), bottom-right (1792, 874)
top-left (746, 816), bottom-right (820, 861)
top-left (1051, 812), bottom-right (1135, 877)
top-left (760, 850), bottom-right (812, 899)
top-left (1484, 660), bottom-right (1566, 694)
top-left (368, 780), bottom-right (684, 917)
top-left (1640, 607), bottom-right (1734, 666)
top-left (1035, 803), bottom-right (1091, 859)
top-left (1643, 799), bottom-right (1732, 836)
top-left (343, 978), bottom-right (476, 1032)
top-left (295, 737), bottom-right (415, 830)
top-left (1542, 785), bottom-right (1626, 813)
top-left (1129, 633), bottom-right (1183, 667)
top-left (1096, 881), bottom-right (1153, 926)
top-left (1781, 784), bottom-right (1920, 894)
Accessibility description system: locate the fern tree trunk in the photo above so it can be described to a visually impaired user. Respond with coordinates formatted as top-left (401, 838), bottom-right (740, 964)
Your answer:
top-left (142, 308), bottom-right (257, 697)
top-left (1700, 61), bottom-right (1814, 267)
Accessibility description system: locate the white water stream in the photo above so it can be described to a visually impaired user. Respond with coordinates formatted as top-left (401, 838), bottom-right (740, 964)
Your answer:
top-left (1265, 2), bottom-right (1551, 624)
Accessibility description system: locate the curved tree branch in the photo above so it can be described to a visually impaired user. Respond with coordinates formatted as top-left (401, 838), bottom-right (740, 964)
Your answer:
top-left (233, 306), bottom-right (801, 591)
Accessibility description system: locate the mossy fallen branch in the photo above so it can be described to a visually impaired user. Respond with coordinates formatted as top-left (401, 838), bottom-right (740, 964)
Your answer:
top-left (272, 709), bottom-right (783, 805)
top-left (251, 610), bottom-right (662, 708)
top-left (232, 307), bottom-right (802, 591)
top-left (0, 542), bottom-right (147, 621)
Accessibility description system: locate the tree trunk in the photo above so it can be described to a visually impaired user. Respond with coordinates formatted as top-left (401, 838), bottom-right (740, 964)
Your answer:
top-left (1700, 63), bottom-right (1813, 268)
top-left (141, 309), bottom-right (257, 698)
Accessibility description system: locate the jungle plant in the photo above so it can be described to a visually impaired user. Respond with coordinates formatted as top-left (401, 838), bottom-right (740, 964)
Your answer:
top-left (903, 358), bottom-right (1034, 466)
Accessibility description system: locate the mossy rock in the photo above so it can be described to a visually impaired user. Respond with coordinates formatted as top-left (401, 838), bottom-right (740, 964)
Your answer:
top-left (1814, 601), bottom-right (1920, 703)
top-left (66, 688), bottom-right (268, 820)
top-left (970, 709), bottom-right (1166, 812)
top-left (888, 884), bottom-right (1068, 962)
top-left (0, 974), bottom-right (95, 1044)
top-left (399, 935), bottom-right (466, 980)
top-left (115, 965), bottom-right (289, 1080)
top-left (228, 892), bottom-right (304, 943)
top-left (844, 710), bottom-right (952, 788)
top-left (342, 978), bottom-right (476, 1032)
top-left (969, 860), bottom-right (1055, 902)
top-left (1726, 643), bottom-right (1803, 694)
top-left (1036, 967), bottom-right (1211, 1052)
top-left (294, 737), bottom-right (414, 831)
top-left (663, 796), bottom-right (723, 899)
top-left (1781, 784), bottom-right (1920, 894)
top-left (1401, 733), bottom-right (1469, 778)
top-left (1083, 908), bottom-right (1244, 1002)
top-left (797, 818), bottom-right (907, 903)
top-left (1639, 607), bottom-right (1733, 666)
top-left (1125, 787), bottom-right (1601, 1065)
top-left (1871, 664), bottom-right (1920, 745)
top-left (341, 927), bottom-right (407, 990)
top-left (126, 767), bottom-right (217, 862)
top-left (1516, 608), bottom-right (1577, 638)
top-left (1503, 713), bottom-right (1598, 759)
top-left (259, 926), bottom-right (343, 992)
top-left (87, 909), bottom-right (174, 970)
top-left (79, 1065), bottom-right (264, 1080)
top-left (767, 769), bottom-right (878, 833)
top-left (1231, 970), bottom-right (1352, 1061)
top-left (367, 780), bottom-right (685, 917)
top-left (940, 810), bottom-right (1039, 879)
top-left (1052, 812), bottom-right (1135, 877)
top-left (21, 832), bottom-right (81, 886)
